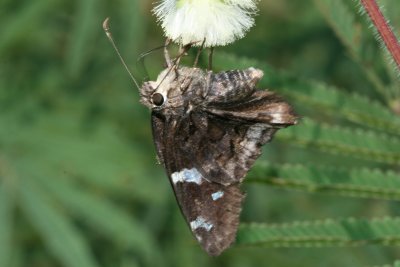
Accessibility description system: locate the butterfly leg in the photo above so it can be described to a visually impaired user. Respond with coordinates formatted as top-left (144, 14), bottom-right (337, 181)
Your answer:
top-left (164, 38), bottom-right (172, 68)
top-left (194, 39), bottom-right (206, 68)
top-left (175, 43), bottom-right (192, 67)
top-left (156, 42), bottom-right (194, 89)
top-left (208, 47), bottom-right (214, 70)
top-left (158, 40), bottom-right (199, 88)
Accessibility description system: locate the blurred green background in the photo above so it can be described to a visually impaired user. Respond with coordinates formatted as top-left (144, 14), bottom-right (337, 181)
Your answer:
top-left (1, 0), bottom-right (400, 266)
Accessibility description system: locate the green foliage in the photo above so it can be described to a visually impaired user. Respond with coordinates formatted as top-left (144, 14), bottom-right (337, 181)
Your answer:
top-left (214, 1), bottom-right (400, 265)
top-left (278, 118), bottom-right (400, 165)
top-left (247, 162), bottom-right (400, 201)
top-left (238, 217), bottom-right (400, 247)
top-left (314, 0), bottom-right (362, 57)
top-left (314, 0), bottom-right (388, 99)
top-left (36, 174), bottom-right (158, 264)
top-left (378, 260), bottom-right (400, 267)
top-left (20, 179), bottom-right (98, 267)
top-left (0, 169), bottom-right (14, 267)
top-left (214, 53), bottom-right (400, 135)
top-left (1, 0), bottom-right (400, 267)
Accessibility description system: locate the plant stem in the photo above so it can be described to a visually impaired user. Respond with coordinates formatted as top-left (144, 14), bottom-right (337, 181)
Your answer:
top-left (360, 0), bottom-right (400, 72)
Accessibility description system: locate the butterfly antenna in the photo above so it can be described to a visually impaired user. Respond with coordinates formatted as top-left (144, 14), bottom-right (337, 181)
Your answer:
top-left (103, 17), bottom-right (140, 90)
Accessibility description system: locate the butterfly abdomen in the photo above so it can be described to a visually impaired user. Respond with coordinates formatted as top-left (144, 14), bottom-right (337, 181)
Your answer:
top-left (206, 68), bottom-right (264, 104)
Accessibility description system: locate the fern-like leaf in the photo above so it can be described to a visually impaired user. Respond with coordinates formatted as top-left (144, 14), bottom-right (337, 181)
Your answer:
top-left (36, 174), bottom-right (160, 266)
top-left (66, 0), bottom-right (99, 77)
top-left (0, 167), bottom-right (14, 267)
top-left (0, 107), bottom-right (163, 203)
top-left (314, 0), bottom-right (388, 99)
top-left (248, 162), bottom-right (400, 201)
top-left (0, 1), bottom-right (53, 55)
top-left (278, 118), bottom-right (400, 165)
top-left (213, 53), bottom-right (400, 136)
top-left (314, 0), bottom-right (361, 56)
top-left (19, 179), bottom-right (98, 267)
top-left (237, 217), bottom-right (400, 247)
top-left (371, 259), bottom-right (400, 267)
top-left (382, 0), bottom-right (400, 31)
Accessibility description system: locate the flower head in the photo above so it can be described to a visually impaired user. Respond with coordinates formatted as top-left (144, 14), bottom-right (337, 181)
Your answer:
top-left (153, 0), bottom-right (259, 47)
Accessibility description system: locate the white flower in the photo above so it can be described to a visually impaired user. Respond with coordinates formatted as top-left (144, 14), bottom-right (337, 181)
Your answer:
top-left (153, 0), bottom-right (259, 47)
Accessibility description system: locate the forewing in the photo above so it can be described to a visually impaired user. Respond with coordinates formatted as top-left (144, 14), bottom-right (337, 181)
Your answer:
top-left (151, 112), bottom-right (244, 256)
top-left (174, 90), bottom-right (296, 185)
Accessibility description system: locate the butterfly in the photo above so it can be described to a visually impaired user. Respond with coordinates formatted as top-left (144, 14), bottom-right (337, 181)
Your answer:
top-left (103, 18), bottom-right (297, 256)
top-left (140, 65), bottom-right (297, 256)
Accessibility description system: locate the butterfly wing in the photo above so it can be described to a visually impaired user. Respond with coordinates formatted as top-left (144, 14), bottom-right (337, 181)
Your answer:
top-left (151, 112), bottom-right (244, 256)
top-left (150, 68), bottom-right (297, 256)
top-left (151, 94), bottom-right (295, 255)
top-left (185, 89), bottom-right (297, 185)
top-left (207, 90), bottom-right (297, 126)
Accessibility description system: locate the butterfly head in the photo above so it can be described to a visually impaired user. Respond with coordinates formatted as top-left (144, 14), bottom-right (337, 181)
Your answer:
top-left (140, 67), bottom-right (207, 113)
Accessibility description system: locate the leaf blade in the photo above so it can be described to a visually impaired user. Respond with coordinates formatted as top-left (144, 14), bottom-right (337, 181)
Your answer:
top-left (248, 162), bottom-right (400, 201)
top-left (0, 163), bottom-right (14, 267)
top-left (35, 174), bottom-right (160, 266)
top-left (237, 217), bottom-right (400, 247)
top-left (278, 118), bottom-right (400, 165)
top-left (213, 53), bottom-right (400, 136)
top-left (19, 179), bottom-right (99, 267)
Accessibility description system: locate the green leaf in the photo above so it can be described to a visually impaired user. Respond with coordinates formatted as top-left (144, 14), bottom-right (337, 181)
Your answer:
top-left (213, 53), bottom-right (400, 136)
top-left (0, 105), bottom-right (163, 203)
top-left (0, 162), bottom-right (14, 267)
top-left (237, 217), bottom-right (400, 247)
top-left (375, 260), bottom-right (400, 267)
top-left (314, 0), bottom-right (388, 99)
top-left (19, 179), bottom-right (98, 267)
top-left (0, 1), bottom-right (54, 55)
top-left (66, 0), bottom-right (100, 77)
top-left (313, 0), bottom-right (361, 56)
top-left (278, 118), bottom-right (400, 165)
top-left (35, 174), bottom-right (160, 266)
top-left (119, 1), bottom-right (146, 57)
top-left (382, 0), bottom-right (400, 32)
top-left (274, 80), bottom-right (400, 137)
top-left (248, 162), bottom-right (400, 201)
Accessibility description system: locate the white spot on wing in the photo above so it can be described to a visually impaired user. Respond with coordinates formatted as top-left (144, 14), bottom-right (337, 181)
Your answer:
top-left (171, 168), bottom-right (203, 184)
top-left (269, 106), bottom-right (287, 124)
top-left (240, 123), bottom-right (267, 153)
top-left (195, 234), bottom-right (203, 242)
top-left (246, 124), bottom-right (265, 139)
top-left (270, 113), bottom-right (284, 123)
top-left (211, 191), bottom-right (224, 201)
top-left (190, 217), bottom-right (213, 232)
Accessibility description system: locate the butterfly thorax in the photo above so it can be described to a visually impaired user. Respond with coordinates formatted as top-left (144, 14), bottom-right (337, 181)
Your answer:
top-left (140, 67), bottom-right (209, 116)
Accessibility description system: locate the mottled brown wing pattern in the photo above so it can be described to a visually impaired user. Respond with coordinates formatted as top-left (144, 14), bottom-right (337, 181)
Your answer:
top-left (171, 171), bottom-right (244, 256)
top-left (149, 67), bottom-right (297, 256)
top-left (151, 114), bottom-right (244, 256)
top-left (176, 111), bottom-right (279, 185)
top-left (173, 89), bottom-right (296, 185)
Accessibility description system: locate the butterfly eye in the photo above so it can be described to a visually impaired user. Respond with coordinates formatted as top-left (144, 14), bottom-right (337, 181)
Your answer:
top-left (152, 93), bottom-right (164, 106)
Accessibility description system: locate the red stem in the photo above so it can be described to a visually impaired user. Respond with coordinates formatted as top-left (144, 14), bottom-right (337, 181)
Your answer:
top-left (360, 0), bottom-right (400, 72)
